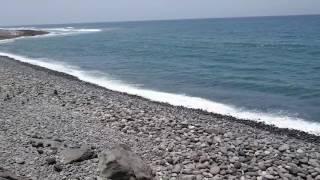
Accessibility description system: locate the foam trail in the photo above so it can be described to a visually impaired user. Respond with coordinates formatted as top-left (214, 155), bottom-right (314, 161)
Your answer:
top-left (1, 52), bottom-right (320, 135)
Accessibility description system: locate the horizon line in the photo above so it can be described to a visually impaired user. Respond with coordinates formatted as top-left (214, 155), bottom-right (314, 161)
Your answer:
top-left (1, 13), bottom-right (319, 27)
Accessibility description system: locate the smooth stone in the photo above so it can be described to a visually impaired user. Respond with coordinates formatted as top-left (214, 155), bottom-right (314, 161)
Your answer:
top-left (179, 175), bottom-right (196, 180)
top-left (278, 144), bottom-right (289, 152)
top-left (309, 159), bottom-right (320, 167)
top-left (15, 158), bottom-right (25, 165)
top-left (296, 149), bottom-right (304, 154)
top-left (172, 164), bottom-right (182, 173)
top-left (210, 166), bottom-right (220, 175)
top-left (264, 174), bottom-right (276, 179)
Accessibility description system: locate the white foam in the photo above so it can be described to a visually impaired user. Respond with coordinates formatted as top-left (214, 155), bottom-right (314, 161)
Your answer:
top-left (1, 51), bottom-right (320, 135)
top-left (1, 27), bottom-right (102, 33)
top-left (0, 39), bottom-right (15, 44)
top-left (41, 27), bottom-right (102, 33)
top-left (0, 27), bottom-right (102, 44)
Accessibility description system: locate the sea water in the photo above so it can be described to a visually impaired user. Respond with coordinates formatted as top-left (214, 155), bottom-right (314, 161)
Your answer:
top-left (0, 15), bottom-right (320, 134)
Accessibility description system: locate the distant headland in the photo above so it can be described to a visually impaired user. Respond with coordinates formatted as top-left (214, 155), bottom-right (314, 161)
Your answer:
top-left (0, 29), bottom-right (48, 40)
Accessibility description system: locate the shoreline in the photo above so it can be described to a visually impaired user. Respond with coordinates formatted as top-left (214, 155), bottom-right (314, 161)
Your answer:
top-left (1, 54), bottom-right (320, 143)
top-left (1, 28), bottom-right (319, 136)
top-left (0, 29), bottom-right (48, 40)
top-left (1, 55), bottom-right (320, 179)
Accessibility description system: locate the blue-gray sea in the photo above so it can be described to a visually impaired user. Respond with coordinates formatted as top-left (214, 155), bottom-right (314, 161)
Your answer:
top-left (1, 15), bottom-right (320, 133)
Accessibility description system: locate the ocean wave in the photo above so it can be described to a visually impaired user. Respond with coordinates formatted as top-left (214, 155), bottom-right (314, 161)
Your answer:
top-left (0, 51), bottom-right (320, 135)
top-left (42, 27), bottom-right (102, 33)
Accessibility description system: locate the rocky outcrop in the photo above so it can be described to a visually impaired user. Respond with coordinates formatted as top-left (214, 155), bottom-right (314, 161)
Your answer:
top-left (98, 145), bottom-right (154, 180)
top-left (0, 29), bottom-right (48, 40)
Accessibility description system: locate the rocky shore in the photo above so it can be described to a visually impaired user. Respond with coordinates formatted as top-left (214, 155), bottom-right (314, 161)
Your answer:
top-left (0, 29), bottom-right (48, 40)
top-left (0, 56), bottom-right (320, 180)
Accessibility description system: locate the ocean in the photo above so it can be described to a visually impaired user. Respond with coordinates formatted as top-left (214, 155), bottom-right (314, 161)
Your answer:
top-left (0, 15), bottom-right (320, 134)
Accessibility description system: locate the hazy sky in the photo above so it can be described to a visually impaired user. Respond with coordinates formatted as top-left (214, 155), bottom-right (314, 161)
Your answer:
top-left (1, 0), bottom-right (320, 26)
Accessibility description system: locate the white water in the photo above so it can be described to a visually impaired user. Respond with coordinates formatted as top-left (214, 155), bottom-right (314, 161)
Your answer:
top-left (1, 51), bottom-right (320, 135)
top-left (1, 27), bottom-right (102, 33)
top-left (0, 27), bottom-right (103, 44)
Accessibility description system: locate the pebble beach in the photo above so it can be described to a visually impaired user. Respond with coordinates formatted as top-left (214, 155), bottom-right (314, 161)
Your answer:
top-left (0, 54), bottom-right (320, 180)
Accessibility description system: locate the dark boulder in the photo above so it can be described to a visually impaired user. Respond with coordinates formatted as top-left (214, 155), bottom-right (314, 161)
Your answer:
top-left (98, 145), bottom-right (154, 180)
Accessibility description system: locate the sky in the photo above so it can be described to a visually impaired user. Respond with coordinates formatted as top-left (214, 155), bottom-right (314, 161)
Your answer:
top-left (1, 0), bottom-right (320, 26)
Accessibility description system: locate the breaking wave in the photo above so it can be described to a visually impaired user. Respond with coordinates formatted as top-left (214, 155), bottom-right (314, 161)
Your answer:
top-left (1, 52), bottom-right (320, 135)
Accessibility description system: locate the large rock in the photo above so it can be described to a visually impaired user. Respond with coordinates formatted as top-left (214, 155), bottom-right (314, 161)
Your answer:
top-left (60, 145), bottom-right (96, 164)
top-left (0, 167), bottom-right (29, 180)
top-left (98, 145), bottom-right (154, 180)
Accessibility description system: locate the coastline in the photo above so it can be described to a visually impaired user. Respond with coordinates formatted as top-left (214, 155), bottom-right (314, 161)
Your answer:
top-left (1, 55), bottom-right (320, 179)
top-left (0, 29), bottom-right (48, 40)
top-left (1, 54), bottom-right (320, 143)
top-left (1, 26), bottom-right (319, 135)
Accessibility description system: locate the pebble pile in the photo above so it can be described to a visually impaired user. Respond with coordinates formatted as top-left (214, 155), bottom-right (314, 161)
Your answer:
top-left (0, 56), bottom-right (319, 180)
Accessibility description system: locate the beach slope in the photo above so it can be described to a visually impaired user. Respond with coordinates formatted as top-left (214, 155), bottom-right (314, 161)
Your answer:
top-left (0, 56), bottom-right (319, 179)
